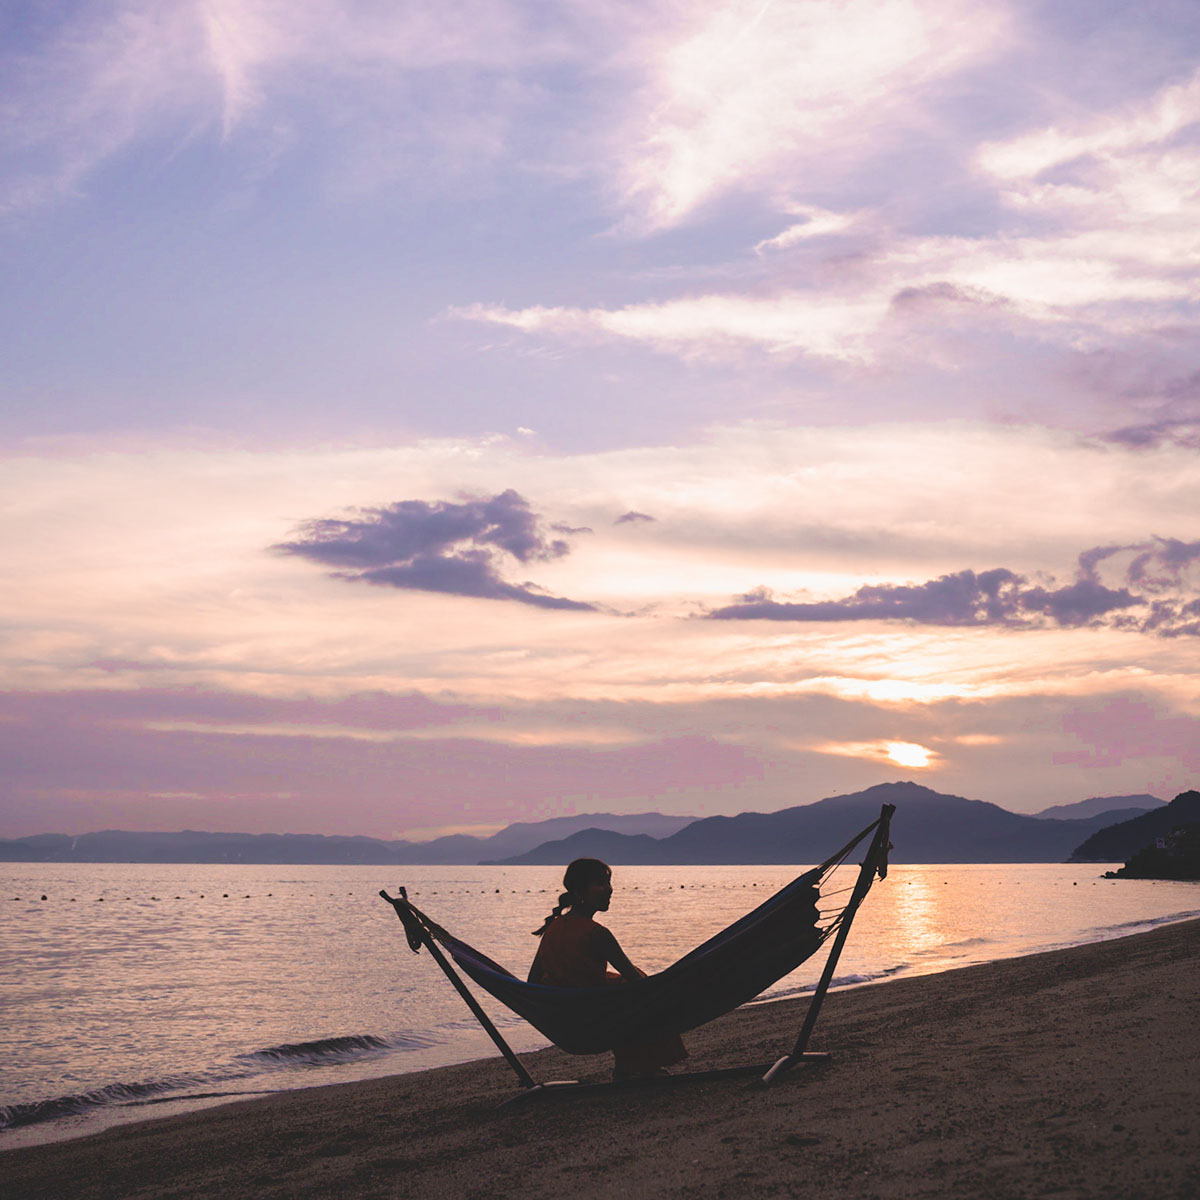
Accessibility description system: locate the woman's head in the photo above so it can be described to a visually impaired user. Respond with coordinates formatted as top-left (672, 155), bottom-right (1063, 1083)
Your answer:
top-left (562, 858), bottom-right (612, 911)
top-left (532, 857), bottom-right (613, 935)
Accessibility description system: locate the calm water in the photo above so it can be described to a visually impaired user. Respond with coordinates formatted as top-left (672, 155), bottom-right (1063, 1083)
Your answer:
top-left (2, 859), bottom-right (1198, 1149)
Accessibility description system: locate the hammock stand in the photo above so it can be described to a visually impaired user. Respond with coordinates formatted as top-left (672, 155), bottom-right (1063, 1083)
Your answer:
top-left (380, 802), bottom-right (893, 1101)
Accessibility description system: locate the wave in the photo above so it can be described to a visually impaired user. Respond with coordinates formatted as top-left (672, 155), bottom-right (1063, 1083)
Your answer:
top-left (756, 961), bottom-right (913, 1003)
top-left (1085, 908), bottom-right (1200, 938)
top-left (918, 936), bottom-right (994, 953)
top-left (1019, 908), bottom-right (1200, 959)
top-left (237, 1034), bottom-right (395, 1065)
top-left (238, 1030), bottom-right (437, 1064)
top-left (2, 1031), bottom-right (436, 1132)
top-left (0, 1074), bottom-right (206, 1131)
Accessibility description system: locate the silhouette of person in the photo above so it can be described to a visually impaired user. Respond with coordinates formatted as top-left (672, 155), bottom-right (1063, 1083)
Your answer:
top-left (529, 857), bottom-right (687, 1079)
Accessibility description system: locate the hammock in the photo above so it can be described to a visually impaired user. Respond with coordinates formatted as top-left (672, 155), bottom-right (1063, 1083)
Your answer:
top-left (434, 868), bottom-right (820, 1053)
top-left (381, 802), bottom-right (893, 1095)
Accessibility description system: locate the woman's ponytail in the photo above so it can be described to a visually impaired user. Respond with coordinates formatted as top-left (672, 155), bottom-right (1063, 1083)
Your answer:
top-left (532, 890), bottom-right (573, 936)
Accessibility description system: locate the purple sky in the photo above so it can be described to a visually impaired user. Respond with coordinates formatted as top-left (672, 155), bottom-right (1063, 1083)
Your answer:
top-left (2, 0), bottom-right (1199, 838)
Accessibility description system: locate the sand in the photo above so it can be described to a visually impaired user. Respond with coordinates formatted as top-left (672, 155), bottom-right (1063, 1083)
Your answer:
top-left (4, 918), bottom-right (1198, 1199)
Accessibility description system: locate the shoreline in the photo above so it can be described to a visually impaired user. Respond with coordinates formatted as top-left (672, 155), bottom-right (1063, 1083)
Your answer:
top-left (6, 903), bottom-right (1196, 1152)
top-left (4, 917), bottom-right (1199, 1198)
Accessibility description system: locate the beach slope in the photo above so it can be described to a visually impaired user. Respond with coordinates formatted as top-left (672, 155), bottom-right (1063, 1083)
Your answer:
top-left (5, 918), bottom-right (1198, 1198)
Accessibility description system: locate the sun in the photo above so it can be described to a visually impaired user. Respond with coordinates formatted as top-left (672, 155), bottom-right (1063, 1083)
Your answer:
top-left (883, 741), bottom-right (935, 768)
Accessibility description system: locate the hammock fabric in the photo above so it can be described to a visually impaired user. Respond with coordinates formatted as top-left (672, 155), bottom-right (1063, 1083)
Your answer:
top-left (382, 804), bottom-right (893, 1069)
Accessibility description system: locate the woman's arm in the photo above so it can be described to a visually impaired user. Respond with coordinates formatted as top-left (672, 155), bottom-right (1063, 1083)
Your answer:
top-left (593, 925), bottom-right (644, 983)
top-left (527, 955), bottom-right (545, 984)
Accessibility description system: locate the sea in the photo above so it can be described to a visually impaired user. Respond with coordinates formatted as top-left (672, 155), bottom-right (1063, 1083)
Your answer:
top-left (2, 859), bottom-right (1198, 1150)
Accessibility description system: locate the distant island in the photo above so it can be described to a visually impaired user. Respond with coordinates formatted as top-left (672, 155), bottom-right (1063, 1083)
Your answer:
top-left (1096, 792), bottom-right (1200, 880)
top-left (1070, 790), bottom-right (1200, 863)
top-left (0, 783), bottom-right (1170, 865)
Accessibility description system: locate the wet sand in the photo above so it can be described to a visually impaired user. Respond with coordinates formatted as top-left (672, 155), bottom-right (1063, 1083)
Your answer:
top-left (4, 918), bottom-right (1198, 1198)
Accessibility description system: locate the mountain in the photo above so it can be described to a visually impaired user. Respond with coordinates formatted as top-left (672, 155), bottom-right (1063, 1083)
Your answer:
top-left (1034, 794), bottom-right (1164, 820)
top-left (493, 782), bottom-right (1147, 865)
top-left (1070, 791), bottom-right (1200, 862)
top-left (0, 812), bottom-right (696, 865)
top-left (0, 838), bottom-right (46, 861)
top-left (1103, 821), bottom-right (1200, 880)
top-left (0, 831), bottom-right (410, 865)
top-left (484, 829), bottom-right (668, 867)
top-left (4, 787), bottom-right (1179, 865)
top-left (423, 812), bottom-right (696, 863)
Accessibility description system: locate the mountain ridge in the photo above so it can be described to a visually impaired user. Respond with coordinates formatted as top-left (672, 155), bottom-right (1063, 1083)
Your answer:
top-left (490, 783), bottom-right (1165, 864)
top-left (0, 812), bottom-right (696, 865)
top-left (1, 785), bottom-right (1164, 863)
top-left (1033, 794), bottom-right (1163, 820)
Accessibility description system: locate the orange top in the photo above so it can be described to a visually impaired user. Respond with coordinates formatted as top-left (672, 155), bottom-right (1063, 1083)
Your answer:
top-left (531, 915), bottom-right (608, 987)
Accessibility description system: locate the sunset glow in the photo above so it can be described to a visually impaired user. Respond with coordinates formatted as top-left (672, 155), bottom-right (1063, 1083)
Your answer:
top-left (884, 742), bottom-right (936, 769)
top-left (813, 740), bottom-right (940, 770)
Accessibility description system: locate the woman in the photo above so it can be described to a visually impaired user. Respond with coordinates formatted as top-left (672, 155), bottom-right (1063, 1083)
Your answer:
top-left (528, 857), bottom-right (687, 1079)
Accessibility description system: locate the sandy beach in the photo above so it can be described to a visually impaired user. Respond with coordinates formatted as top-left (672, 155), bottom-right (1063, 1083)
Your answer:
top-left (5, 917), bottom-right (1198, 1199)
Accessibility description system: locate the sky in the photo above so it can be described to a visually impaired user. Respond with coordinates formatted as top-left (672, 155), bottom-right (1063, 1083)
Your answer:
top-left (2, 0), bottom-right (1200, 840)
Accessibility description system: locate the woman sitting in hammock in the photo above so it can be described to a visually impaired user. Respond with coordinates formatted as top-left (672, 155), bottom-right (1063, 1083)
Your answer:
top-left (528, 857), bottom-right (688, 1079)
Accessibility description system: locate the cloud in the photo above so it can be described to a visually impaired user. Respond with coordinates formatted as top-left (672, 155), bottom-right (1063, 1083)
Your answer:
top-left (890, 282), bottom-right (1007, 312)
top-left (449, 40), bottom-right (1200, 415)
top-left (754, 205), bottom-right (859, 253)
top-left (1128, 537), bottom-right (1200, 590)
top-left (1077, 543), bottom-right (1136, 582)
top-left (1103, 418), bottom-right (1200, 450)
top-left (1, 3), bottom-right (212, 214)
top-left (455, 292), bottom-right (887, 361)
top-left (0, 0), bottom-right (572, 214)
top-left (274, 489), bottom-right (596, 610)
top-left (615, 0), bottom-right (1007, 230)
top-left (349, 552), bottom-right (595, 610)
top-left (1055, 697), bottom-right (1200, 772)
top-left (1133, 597), bottom-right (1200, 639)
top-left (1117, 537), bottom-right (1200, 638)
top-left (4, 425), bottom-right (1198, 718)
top-left (615, 511), bottom-right (655, 524)
top-left (977, 67), bottom-right (1200, 186)
top-left (710, 567), bottom-right (1071, 627)
top-left (1018, 578), bottom-right (1140, 628)
top-left (459, 195), bottom-right (1200, 366)
top-left (709, 540), bottom-right (1200, 636)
